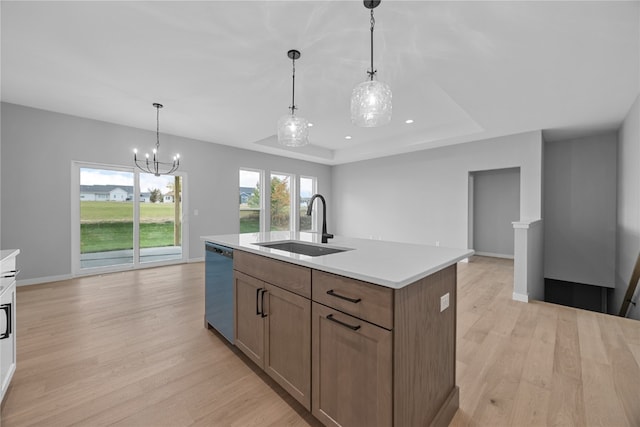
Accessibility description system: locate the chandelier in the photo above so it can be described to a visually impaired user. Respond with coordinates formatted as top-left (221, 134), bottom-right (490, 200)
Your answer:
top-left (350, 0), bottom-right (392, 127)
top-left (277, 49), bottom-right (310, 147)
top-left (133, 103), bottom-right (180, 176)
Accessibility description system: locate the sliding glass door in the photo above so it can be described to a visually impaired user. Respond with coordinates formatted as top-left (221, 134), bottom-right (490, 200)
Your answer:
top-left (79, 167), bottom-right (134, 269)
top-left (138, 173), bottom-right (182, 264)
top-left (74, 163), bottom-right (185, 274)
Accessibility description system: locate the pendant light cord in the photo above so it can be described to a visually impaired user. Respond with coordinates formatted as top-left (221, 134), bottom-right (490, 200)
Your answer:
top-left (290, 55), bottom-right (297, 115)
top-left (369, 9), bottom-right (376, 81)
top-left (156, 105), bottom-right (161, 152)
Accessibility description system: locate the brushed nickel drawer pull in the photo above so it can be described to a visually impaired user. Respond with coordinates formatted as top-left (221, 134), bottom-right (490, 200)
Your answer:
top-left (326, 289), bottom-right (361, 304)
top-left (326, 314), bottom-right (360, 331)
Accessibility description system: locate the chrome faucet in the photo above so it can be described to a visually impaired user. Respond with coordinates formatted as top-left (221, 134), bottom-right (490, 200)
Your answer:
top-left (307, 194), bottom-right (333, 244)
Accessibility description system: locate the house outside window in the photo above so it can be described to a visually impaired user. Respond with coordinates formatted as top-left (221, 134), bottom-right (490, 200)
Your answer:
top-left (239, 169), bottom-right (263, 233)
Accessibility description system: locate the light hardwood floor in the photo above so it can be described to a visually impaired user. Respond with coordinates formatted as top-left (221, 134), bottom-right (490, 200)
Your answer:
top-left (1, 257), bottom-right (638, 426)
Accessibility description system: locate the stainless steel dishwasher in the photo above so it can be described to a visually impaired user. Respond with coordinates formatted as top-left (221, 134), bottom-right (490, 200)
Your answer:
top-left (205, 242), bottom-right (234, 344)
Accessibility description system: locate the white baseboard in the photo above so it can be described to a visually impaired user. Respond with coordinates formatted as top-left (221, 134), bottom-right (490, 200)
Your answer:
top-left (18, 258), bottom-right (205, 286)
top-left (512, 292), bottom-right (530, 303)
top-left (474, 251), bottom-right (514, 260)
top-left (17, 274), bottom-right (73, 287)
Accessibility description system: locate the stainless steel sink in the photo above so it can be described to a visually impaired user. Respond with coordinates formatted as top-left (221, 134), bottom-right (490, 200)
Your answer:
top-left (255, 241), bottom-right (352, 257)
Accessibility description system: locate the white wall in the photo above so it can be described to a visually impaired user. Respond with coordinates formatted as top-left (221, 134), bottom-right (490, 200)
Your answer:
top-left (513, 219), bottom-right (544, 302)
top-left (472, 168), bottom-right (520, 257)
top-left (616, 94), bottom-right (640, 319)
top-left (544, 133), bottom-right (617, 288)
top-left (0, 103), bottom-right (331, 283)
top-left (0, 103), bottom-right (2, 255)
top-left (331, 131), bottom-right (543, 250)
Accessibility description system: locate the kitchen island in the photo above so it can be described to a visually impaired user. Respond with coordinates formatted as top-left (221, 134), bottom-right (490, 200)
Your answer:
top-left (201, 232), bottom-right (472, 427)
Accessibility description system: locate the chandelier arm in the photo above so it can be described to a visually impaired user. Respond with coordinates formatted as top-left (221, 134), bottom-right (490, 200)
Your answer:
top-left (134, 158), bottom-right (179, 176)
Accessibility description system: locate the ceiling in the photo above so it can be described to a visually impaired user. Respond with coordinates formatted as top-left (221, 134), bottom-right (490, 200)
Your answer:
top-left (1, 1), bottom-right (638, 165)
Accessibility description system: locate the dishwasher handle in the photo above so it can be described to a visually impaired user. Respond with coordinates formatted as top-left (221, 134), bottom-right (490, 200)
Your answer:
top-left (206, 244), bottom-right (233, 259)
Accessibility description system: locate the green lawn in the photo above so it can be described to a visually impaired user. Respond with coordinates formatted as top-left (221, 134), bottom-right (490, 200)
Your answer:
top-left (239, 210), bottom-right (313, 233)
top-left (81, 201), bottom-right (176, 223)
top-left (240, 210), bottom-right (260, 233)
top-left (81, 222), bottom-right (177, 253)
top-left (82, 202), bottom-right (313, 251)
top-left (80, 201), bottom-right (179, 253)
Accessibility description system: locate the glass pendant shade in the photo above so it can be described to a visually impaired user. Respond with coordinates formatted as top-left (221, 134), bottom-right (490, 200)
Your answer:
top-left (350, 79), bottom-right (392, 127)
top-left (351, 0), bottom-right (391, 128)
top-left (277, 114), bottom-right (309, 147)
top-left (278, 49), bottom-right (310, 147)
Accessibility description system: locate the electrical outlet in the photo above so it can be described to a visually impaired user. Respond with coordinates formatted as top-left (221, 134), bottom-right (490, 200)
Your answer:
top-left (436, 240), bottom-right (440, 247)
top-left (440, 293), bottom-right (450, 312)
top-left (194, 209), bottom-right (199, 216)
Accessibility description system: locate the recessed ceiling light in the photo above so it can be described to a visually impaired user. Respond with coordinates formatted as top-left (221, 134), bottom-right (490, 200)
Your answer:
top-left (308, 123), bottom-right (314, 127)
top-left (405, 119), bottom-right (414, 124)
top-left (345, 136), bottom-right (352, 140)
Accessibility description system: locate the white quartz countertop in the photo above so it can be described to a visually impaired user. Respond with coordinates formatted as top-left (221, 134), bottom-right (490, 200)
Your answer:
top-left (201, 232), bottom-right (473, 289)
top-left (0, 249), bottom-right (20, 264)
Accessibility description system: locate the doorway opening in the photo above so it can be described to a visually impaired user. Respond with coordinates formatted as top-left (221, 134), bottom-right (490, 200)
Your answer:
top-left (468, 168), bottom-right (521, 258)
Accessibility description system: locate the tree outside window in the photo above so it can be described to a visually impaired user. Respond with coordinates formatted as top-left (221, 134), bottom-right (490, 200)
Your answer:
top-left (270, 174), bottom-right (291, 231)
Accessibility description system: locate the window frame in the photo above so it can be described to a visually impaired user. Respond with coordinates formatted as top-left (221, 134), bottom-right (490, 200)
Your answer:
top-left (269, 171), bottom-right (295, 232)
top-left (239, 168), bottom-right (266, 234)
top-left (299, 175), bottom-right (318, 232)
top-left (239, 168), bottom-right (318, 234)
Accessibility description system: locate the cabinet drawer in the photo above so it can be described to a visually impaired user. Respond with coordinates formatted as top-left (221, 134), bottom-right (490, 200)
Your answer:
top-left (0, 256), bottom-right (17, 291)
top-left (234, 251), bottom-right (311, 298)
top-left (312, 270), bottom-right (393, 330)
top-left (1, 257), bottom-right (16, 277)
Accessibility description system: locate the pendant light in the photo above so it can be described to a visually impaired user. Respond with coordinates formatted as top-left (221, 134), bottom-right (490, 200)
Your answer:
top-left (350, 0), bottom-right (392, 127)
top-left (133, 103), bottom-right (180, 177)
top-left (278, 49), bottom-right (310, 147)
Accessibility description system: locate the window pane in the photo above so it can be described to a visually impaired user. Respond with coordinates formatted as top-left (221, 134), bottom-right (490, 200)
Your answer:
top-left (270, 173), bottom-right (291, 231)
top-left (240, 170), bottom-right (261, 233)
top-left (139, 174), bottom-right (182, 263)
top-left (300, 176), bottom-right (316, 231)
top-left (80, 167), bottom-right (134, 268)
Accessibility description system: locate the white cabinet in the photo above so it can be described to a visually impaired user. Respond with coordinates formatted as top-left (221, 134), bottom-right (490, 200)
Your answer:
top-left (0, 249), bottom-right (19, 403)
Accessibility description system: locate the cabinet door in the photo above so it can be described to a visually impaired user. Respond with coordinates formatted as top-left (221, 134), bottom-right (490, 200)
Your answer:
top-left (234, 271), bottom-right (265, 368)
top-left (0, 281), bottom-right (16, 402)
top-left (264, 284), bottom-right (311, 410)
top-left (312, 302), bottom-right (392, 427)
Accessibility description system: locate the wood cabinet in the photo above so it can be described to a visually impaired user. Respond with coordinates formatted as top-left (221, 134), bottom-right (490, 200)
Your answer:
top-left (234, 250), bottom-right (311, 297)
top-left (234, 253), bottom-right (311, 410)
top-left (312, 267), bottom-right (459, 427)
top-left (312, 302), bottom-right (392, 427)
top-left (264, 283), bottom-right (311, 408)
top-left (232, 249), bottom-right (459, 427)
top-left (234, 271), bottom-right (265, 367)
top-left (312, 269), bottom-right (393, 329)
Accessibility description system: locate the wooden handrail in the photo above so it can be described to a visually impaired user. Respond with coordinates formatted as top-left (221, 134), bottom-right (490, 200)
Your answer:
top-left (619, 251), bottom-right (640, 317)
